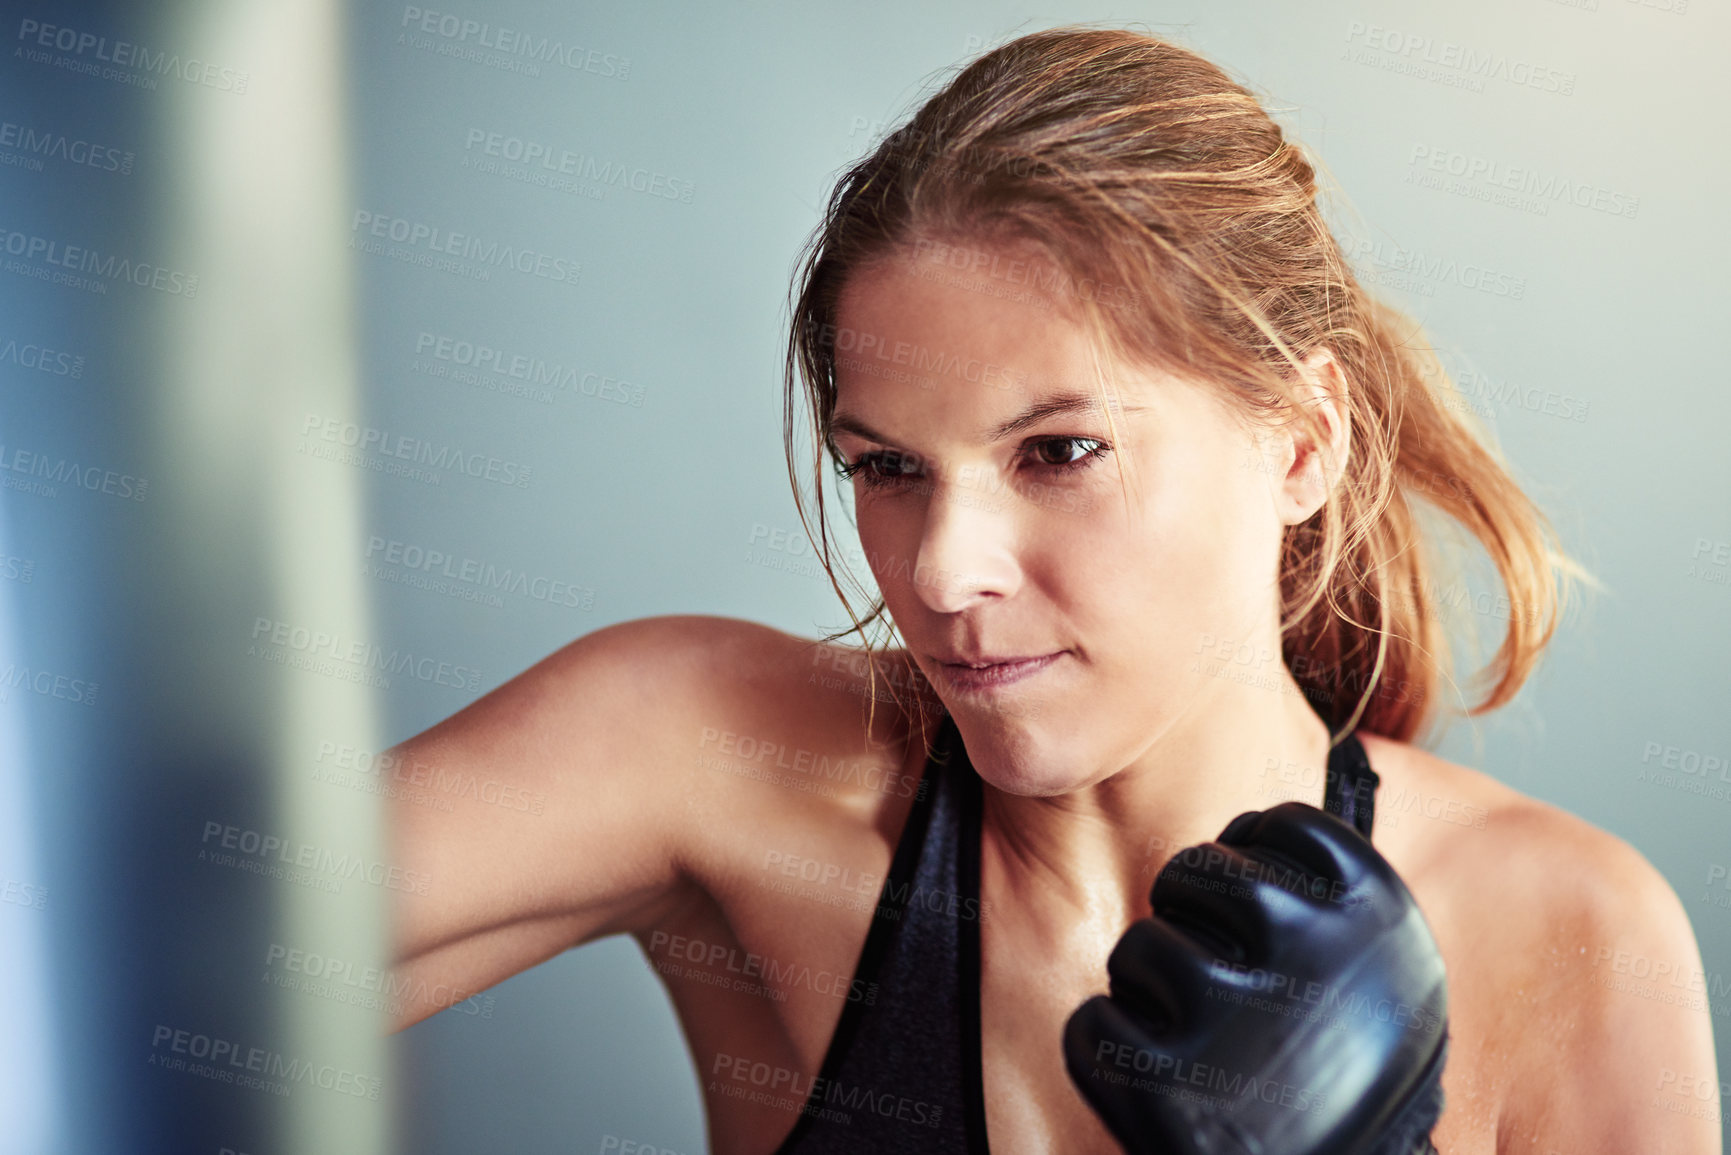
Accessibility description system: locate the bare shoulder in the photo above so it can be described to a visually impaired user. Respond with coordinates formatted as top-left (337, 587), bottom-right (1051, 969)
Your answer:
top-left (1357, 733), bottom-right (1623, 877)
top-left (1357, 734), bottom-right (1683, 933)
top-left (528, 612), bottom-right (826, 705)
top-left (537, 613), bottom-right (931, 864)
top-left (1359, 735), bottom-right (1722, 1154)
top-left (390, 613), bottom-right (919, 956)
top-left (411, 613), bottom-right (855, 810)
top-left (388, 613), bottom-right (935, 1031)
top-left (518, 613), bottom-right (910, 758)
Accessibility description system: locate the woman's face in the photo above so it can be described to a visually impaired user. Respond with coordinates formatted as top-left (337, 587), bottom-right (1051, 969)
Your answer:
top-left (830, 242), bottom-right (1314, 796)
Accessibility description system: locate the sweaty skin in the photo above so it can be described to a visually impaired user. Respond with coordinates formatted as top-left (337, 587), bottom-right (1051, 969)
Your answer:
top-left (388, 247), bottom-right (1721, 1154)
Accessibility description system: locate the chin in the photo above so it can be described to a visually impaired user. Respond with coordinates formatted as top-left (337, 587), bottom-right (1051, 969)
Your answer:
top-left (944, 705), bottom-right (1091, 797)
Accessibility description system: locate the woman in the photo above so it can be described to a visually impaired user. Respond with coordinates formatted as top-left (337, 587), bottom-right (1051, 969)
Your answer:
top-left (388, 27), bottom-right (1720, 1154)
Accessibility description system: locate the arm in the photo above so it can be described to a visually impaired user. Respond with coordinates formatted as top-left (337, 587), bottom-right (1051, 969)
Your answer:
top-left (386, 614), bottom-right (751, 1029)
top-left (1507, 818), bottom-right (1722, 1155)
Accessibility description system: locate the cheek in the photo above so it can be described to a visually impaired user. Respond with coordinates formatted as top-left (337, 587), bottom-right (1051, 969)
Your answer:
top-left (852, 495), bottom-right (924, 592)
top-left (1049, 450), bottom-right (1279, 646)
top-left (1164, 423), bottom-right (1281, 567)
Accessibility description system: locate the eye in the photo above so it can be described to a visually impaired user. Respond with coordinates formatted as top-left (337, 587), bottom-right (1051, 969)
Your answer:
top-left (1023, 436), bottom-right (1109, 471)
top-left (833, 436), bottom-right (1110, 494)
top-left (835, 448), bottom-right (928, 489)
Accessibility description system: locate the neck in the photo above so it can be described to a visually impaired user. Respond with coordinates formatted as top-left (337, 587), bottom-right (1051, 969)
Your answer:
top-left (977, 669), bottom-right (1336, 935)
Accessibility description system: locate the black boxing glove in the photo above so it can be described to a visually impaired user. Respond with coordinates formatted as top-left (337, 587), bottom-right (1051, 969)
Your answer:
top-left (1063, 801), bottom-right (1449, 1155)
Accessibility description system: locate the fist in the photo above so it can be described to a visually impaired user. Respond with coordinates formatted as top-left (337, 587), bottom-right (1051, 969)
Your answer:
top-left (1063, 802), bottom-right (1449, 1155)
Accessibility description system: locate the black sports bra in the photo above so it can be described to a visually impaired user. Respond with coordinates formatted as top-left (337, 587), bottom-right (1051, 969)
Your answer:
top-left (772, 718), bottom-right (1380, 1152)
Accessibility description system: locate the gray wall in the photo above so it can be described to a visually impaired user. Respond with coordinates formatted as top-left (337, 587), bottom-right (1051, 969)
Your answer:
top-left (2, 0), bottom-right (1724, 1152)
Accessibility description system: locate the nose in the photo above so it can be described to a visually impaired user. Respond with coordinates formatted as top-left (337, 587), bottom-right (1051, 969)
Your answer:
top-left (909, 481), bottom-right (1024, 614)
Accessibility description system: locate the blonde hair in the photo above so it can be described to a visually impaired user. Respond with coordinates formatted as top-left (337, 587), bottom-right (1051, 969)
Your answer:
top-left (784, 26), bottom-right (1577, 742)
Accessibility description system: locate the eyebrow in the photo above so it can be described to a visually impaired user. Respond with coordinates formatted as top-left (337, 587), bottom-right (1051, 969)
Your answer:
top-left (830, 390), bottom-right (1115, 447)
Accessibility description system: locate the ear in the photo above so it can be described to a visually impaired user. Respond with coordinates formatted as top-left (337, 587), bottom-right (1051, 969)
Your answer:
top-left (1271, 347), bottom-right (1352, 526)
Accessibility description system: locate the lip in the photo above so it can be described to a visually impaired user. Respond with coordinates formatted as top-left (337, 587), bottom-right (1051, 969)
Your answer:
top-left (933, 651), bottom-right (1064, 691)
